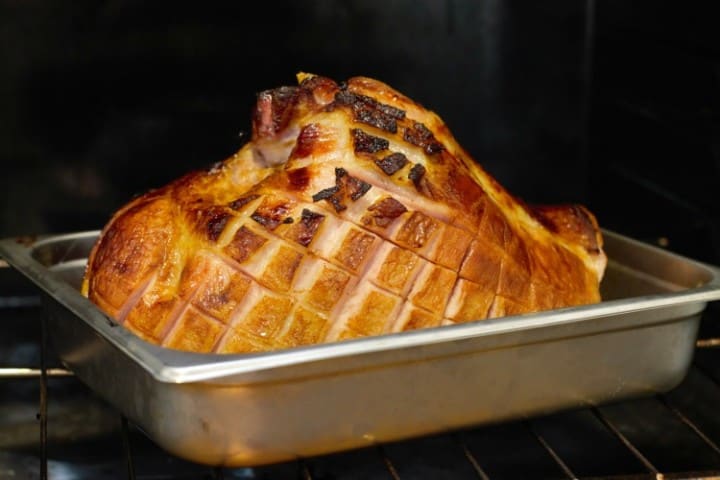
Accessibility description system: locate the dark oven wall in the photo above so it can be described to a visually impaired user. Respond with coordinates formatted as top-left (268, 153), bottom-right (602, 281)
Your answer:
top-left (2, 1), bottom-right (719, 261)
top-left (589, 1), bottom-right (720, 266)
top-left (1, 0), bottom-right (592, 237)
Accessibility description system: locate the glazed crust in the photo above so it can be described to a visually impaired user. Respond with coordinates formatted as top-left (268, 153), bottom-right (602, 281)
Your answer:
top-left (83, 74), bottom-right (606, 353)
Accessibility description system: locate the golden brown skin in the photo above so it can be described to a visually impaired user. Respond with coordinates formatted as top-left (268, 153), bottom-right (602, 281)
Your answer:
top-left (82, 74), bottom-right (606, 353)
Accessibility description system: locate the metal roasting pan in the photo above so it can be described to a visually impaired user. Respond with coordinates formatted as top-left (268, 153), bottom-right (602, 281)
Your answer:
top-left (2, 230), bottom-right (720, 466)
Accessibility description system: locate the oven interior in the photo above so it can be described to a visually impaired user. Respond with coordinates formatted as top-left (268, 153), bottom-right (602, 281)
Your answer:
top-left (2, 1), bottom-right (720, 478)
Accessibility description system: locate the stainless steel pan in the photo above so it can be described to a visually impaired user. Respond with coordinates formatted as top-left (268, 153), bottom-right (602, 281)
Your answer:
top-left (1, 230), bottom-right (719, 466)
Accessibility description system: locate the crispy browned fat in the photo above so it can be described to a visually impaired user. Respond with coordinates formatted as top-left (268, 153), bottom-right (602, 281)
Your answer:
top-left (82, 73), bottom-right (606, 353)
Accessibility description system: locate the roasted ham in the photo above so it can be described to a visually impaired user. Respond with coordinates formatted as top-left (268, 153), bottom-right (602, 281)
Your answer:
top-left (82, 74), bottom-right (606, 353)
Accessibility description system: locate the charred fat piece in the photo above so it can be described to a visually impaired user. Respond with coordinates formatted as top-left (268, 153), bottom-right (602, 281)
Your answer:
top-left (82, 74), bottom-right (606, 353)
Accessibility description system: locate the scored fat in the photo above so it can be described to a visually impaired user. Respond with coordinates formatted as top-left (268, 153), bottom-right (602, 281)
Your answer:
top-left (82, 74), bottom-right (606, 353)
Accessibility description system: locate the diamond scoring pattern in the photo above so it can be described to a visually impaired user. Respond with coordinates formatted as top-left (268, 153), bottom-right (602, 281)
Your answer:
top-left (87, 76), bottom-right (602, 356)
top-left (122, 174), bottom-right (573, 353)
